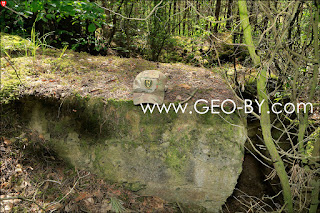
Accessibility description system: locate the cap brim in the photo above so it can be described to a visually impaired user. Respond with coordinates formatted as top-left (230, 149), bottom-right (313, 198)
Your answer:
top-left (133, 92), bottom-right (164, 105)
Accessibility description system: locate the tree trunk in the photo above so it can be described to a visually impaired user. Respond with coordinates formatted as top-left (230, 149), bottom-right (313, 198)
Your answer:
top-left (178, 1), bottom-right (181, 35)
top-left (107, 0), bottom-right (125, 47)
top-left (214, 0), bottom-right (221, 33)
top-left (238, 1), bottom-right (294, 212)
top-left (226, 0), bottom-right (233, 30)
top-left (168, 1), bottom-right (172, 34)
top-left (288, 2), bottom-right (302, 49)
top-left (173, 0), bottom-right (176, 34)
top-left (297, 1), bottom-right (319, 166)
top-left (182, 0), bottom-right (187, 36)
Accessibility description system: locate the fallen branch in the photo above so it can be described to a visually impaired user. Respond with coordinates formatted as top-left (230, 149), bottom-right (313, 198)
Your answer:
top-left (180, 88), bottom-right (198, 104)
top-left (3, 56), bottom-right (26, 88)
top-left (0, 195), bottom-right (45, 211)
top-left (46, 171), bottom-right (90, 209)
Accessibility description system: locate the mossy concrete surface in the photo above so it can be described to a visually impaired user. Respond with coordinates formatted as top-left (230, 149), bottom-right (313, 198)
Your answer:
top-left (0, 32), bottom-right (33, 56)
top-left (16, 95), bottom-right (246, 212)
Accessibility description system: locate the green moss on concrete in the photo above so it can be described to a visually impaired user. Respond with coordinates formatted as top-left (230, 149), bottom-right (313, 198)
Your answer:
top-left (0, 33), bottom-right (32, 56)
top-left (122, 182), bottom-right (146, 192)
top-left (12, 95), bottom-right (246, 212)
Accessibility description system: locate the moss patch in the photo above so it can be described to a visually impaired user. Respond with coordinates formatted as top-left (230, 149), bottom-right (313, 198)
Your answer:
top-left (0, 32), bottom-right (32, 57)
top-left (8, 94), bottom-right (246, 212)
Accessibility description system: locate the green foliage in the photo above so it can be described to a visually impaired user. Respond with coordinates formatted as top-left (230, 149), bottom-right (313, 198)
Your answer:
top-left (58, 45), bottom-right (69, 60)
top-left (1, 0), bottom-right (240, 65)
top-left (110, 197), bottom-right (126, 213)
top-left (1, 0), bottom-right (106, 53)
top-left (30, 22), bottom-right (38, 59)
top-left (145, 1), bottom-right (171, 61)
top-left (88, 23), bottom-right (96, 33)
top-left (306, 125), bottom-right (319, 158)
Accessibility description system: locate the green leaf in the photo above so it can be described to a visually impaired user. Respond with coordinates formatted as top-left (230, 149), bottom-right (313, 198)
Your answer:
top-left (88, 23), bottom-right (96, 33)
top-left (46, 14), bottom-right (54, 19)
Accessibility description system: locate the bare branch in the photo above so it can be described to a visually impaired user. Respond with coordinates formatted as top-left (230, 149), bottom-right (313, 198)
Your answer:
top-left (258, 1), bottom-right (295, 45)
top-left (3, 6), bottom-right (29, 19)
top-left (0, 195), bottom-right (45, 211)
top-left (288, 49), bottom-right (318, 64)
top-left (46, 171), bottom-right (90, 208)
top-left (3, 56), bottom-right (26, 88)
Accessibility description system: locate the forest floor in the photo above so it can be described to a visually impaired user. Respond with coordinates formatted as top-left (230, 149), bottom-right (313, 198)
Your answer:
top-left (1, 122), bottom-right (283, 213)
top-left (0, 120), bottom-right (279, 213)
top-left (1, 48), bottom-right (238, 105)
top-left (0, 128), bottom-right (179, 212)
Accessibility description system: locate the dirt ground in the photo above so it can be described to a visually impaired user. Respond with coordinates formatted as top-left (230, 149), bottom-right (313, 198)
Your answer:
top-left (2, 50), bottom-right (237, 105)
top-left (0, 128), bottom-right (280, 213)
top-left (0, 127), bottom-right (179, 213)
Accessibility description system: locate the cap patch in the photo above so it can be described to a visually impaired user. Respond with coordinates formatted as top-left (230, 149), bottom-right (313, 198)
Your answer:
top-left (144, 79), bottom-right (153, 89)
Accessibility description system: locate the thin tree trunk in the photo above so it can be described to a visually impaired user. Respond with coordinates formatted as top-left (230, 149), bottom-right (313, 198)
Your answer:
top-left (107, 0), bottom-right (125, 47)
top-left (123, 1), bottom-right (134, 56)
top-left (288, 2), bottom-right (302, 49)
top-left (226, 0), bottom-right (233, 30)
top-left (173, 0), bottom-right (176, 34)
top-left (101, 0), bottom-right (112, 39)
top-left (178, 1), bottom-right (181, 35)
top-left (196, 0), bottom-right (200, 22)
top-left (297, 1), bottom-right (319, 165)
top-left (168, 1), bottom-right (172, 34)
top-left (238, 1), bottom-right (293, 212)
top-left (182, 0), bottom-right (187, 36)
top-left (214, 0), bottom-right (221, 33)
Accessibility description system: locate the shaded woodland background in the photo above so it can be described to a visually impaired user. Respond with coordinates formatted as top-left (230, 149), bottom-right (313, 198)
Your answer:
top-left (1, 0), bottom-right (250, 64)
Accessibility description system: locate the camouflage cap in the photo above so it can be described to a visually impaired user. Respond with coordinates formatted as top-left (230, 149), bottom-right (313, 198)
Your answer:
top-left (133, 70), bottom-right (167, 105)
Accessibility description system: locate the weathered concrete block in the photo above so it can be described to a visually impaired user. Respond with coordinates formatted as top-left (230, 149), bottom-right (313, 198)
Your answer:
top-left (20, 96), bottom-right (246, 212)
